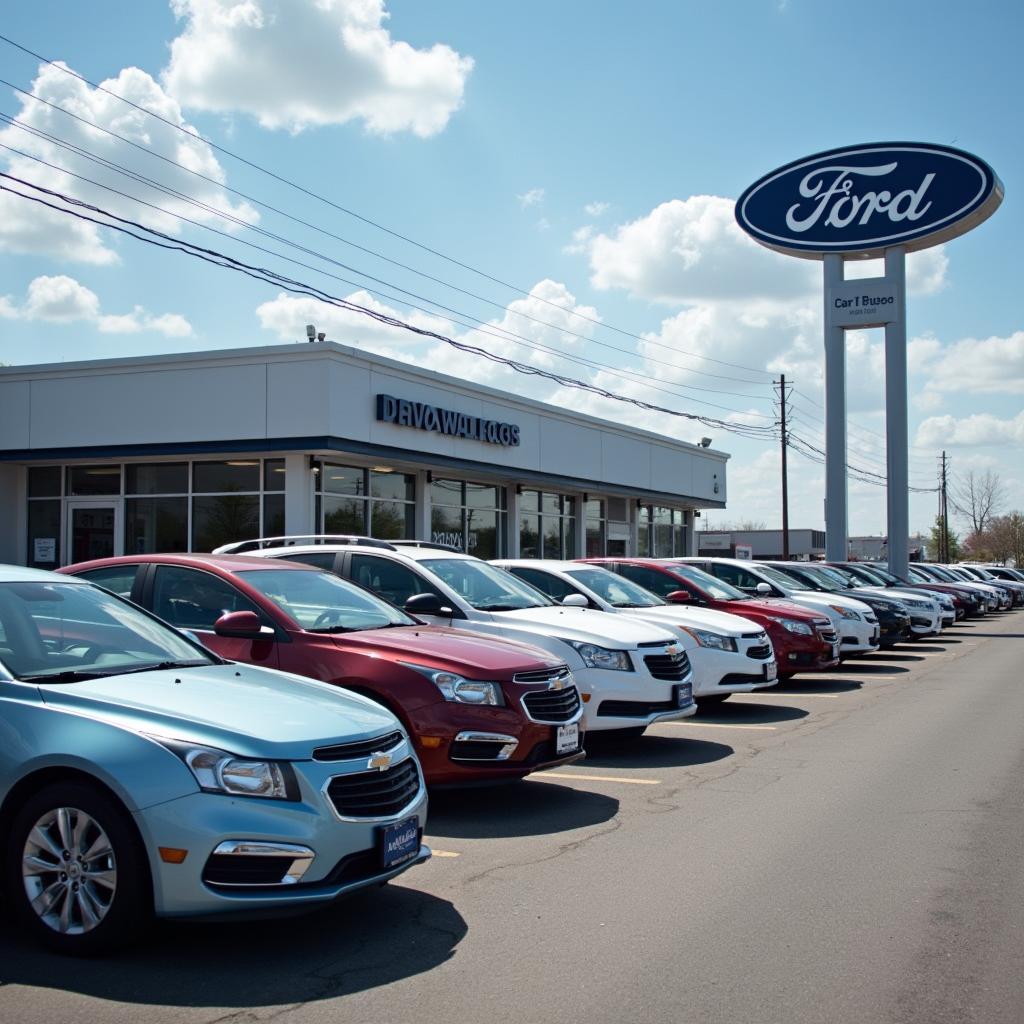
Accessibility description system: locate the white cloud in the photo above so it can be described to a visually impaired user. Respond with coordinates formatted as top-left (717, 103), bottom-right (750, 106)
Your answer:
top-left (584, 201), bottom-right (609, 217)
top-left (563, 225), bottom-right (594, 255)
top-left (163, 0), bottom-right (473, 136)
top-left (3, 276), bottom-right (193, 337)
top-left (918, 330), bottom-right (1024, 395)
top-left (24, 275), bottom-right (100, 322)
top-left (916, 411), bottom-right (1024, 449)
top-left (518, 187), bottom-right (545, 209)
top-left (587, 196), bottom-right (818, 304)
top-left (0, 61), bottom-right (257, 265)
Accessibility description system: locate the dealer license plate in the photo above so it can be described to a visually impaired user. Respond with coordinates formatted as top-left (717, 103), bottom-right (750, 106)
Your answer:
top-left (764, 661), bottom-right (778, 682)
top-left (673, 682), bottom-right (693, 708)
top-left (379, 816), bottom-right (419, 870)
top-left (556, 723), bottom-right (579, 755)
top-left (872, 627), bottom-right (880, 642)
top-left (831, 642), bottom-right (841, 660)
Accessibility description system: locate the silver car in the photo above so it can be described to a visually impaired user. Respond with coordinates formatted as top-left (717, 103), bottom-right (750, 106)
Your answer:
top-left (0, 567), bottom-right (429, 955)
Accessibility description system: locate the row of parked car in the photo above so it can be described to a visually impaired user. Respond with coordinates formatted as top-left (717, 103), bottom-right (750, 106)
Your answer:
top-left (1, 536), bottom-right (1019, 955)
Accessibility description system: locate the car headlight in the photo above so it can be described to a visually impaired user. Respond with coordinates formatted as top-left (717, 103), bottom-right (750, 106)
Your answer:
top-left (681, 627), bottom-right (737, 652)
top-left (778, 618), bottom-right (813, 635)
top-left (828, 604), bottom-right (861, 620)
top-left (902, 597), bottom-right (929, 609)
top-left (400, 663), bottom-right (504, 705)
top-left (563, 640), bottom-right (633, 671)
top-left (893, 602), bottom-right (908, 614)
top-left (154, 739), bottom-right (297, 800)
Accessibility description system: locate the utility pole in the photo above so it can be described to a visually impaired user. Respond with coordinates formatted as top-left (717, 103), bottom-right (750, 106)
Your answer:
top-left (939, 450), bottom-right (949, 562)
top-left (776, 374), bottom-right (791, 560)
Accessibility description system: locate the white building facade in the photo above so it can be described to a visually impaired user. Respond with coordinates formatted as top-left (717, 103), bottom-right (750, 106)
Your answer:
top-left (0, 342), bottom-right (729, 568)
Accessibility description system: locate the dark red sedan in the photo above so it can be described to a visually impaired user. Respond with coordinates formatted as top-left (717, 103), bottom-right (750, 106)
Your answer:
top-left (579, 558), bottom-right (840, 678)
top-left (60, 555), bottom-right (584, 786)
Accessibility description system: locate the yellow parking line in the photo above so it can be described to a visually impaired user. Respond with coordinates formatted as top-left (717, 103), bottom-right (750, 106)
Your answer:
top-left (429, 849), bottom-right (461, 858)
top-left (541, 772), bottom-right (661, 785)
top-left (659, 720), bottom-right (778, 731)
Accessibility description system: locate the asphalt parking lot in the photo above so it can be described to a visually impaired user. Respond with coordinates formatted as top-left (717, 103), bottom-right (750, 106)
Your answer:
top-left (2, 611), bottom-right (1023, 1024)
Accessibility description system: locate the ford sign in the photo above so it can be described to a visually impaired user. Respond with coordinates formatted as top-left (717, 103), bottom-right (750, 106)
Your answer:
top-left (736, 142), bottom-right (1003, 260)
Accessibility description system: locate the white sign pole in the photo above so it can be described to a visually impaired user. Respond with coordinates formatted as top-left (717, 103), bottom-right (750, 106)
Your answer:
top-left (823, 253), bottom-right (848, 561)
top-left (884, 246), bottom-right (909, 579)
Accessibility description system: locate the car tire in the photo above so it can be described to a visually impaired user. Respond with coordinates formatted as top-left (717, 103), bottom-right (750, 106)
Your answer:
top-left (5, 780), bottom-right (152, 956)
top-left (697, 694), bottom-right (730, 706)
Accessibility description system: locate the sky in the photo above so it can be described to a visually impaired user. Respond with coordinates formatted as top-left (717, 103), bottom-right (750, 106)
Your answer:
top-left (0, 0), bottom-right (1021, 539)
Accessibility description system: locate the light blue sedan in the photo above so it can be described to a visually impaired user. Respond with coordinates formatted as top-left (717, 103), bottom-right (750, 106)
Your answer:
top-left (0, 566), bottom-right (429, 955)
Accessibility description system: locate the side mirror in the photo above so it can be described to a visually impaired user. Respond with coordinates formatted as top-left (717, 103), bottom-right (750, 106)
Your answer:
top-left (404, 592), bottom-right (453, 617)
top-left (666, 589), bottom-right (694, 604)
top-left (755, 582), bottom-right (773, 596)
top-left (214, 610), bottom-right (274, 639)
top-left (561, 593), bottom-right (589, 608)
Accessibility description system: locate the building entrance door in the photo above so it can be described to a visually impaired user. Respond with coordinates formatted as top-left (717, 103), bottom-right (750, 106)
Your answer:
top-left (65, 500), bottom-right (123, 565)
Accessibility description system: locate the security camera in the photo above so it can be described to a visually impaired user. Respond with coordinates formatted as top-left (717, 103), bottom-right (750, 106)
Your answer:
top-left (700, 437), bottom-right (712, 448)
top-left (305, 324), bottom-right (316, 341)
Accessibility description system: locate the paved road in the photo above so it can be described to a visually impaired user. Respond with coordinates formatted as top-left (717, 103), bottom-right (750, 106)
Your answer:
top-left (2, 612), bottom-right (1023, 1024)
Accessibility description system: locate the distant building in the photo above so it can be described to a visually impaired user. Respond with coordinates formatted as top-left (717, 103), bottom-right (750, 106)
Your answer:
top-left (848, 535), bottom-right (930, 562)
top-left (697, 528), bottom-right (825, 560)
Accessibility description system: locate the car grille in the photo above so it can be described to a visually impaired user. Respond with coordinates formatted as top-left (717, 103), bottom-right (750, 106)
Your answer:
top-left (598, 698), bottom-right (681, 718)
top-left (326, 758), bottom-right (420, 819)
top-left (313, 730), bottom-right (404, 762)
top-left (513, 665), bottom-right (572, 684)
top-left (745, 644), bottom-right (772, 660)
top-left (643, 650), bottom-right (691, 681)
top-left (522, 685), bottom-right (582, 723)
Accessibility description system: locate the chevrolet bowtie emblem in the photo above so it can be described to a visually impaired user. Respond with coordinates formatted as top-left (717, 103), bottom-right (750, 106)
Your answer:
top-left (549, 676), bottom-right (565, 690)
top-left (368, 752), bottom-right (392, 772)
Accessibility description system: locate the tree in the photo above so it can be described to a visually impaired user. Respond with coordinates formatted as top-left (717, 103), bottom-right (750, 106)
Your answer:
top-left (984, 513), bottom-right (1024, 565)
top-left (950, 470), bottom-right (1004, 536)
top-left (929, 515), bottom-right (960, 562)
top-left (709, 519), bottom-right (768, 531)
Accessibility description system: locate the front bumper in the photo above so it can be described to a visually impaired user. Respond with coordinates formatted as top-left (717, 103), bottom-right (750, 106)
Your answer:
top-left (837, 617), bottom-right (881, 655)
top-left (406, 694), bottom-right (585, 785)
top-left (136, 777), bottom-right (430, 918)
top-left (577, 664), bottom-right (697, 730)
top-left (689, 643), bottom-right (777, 695)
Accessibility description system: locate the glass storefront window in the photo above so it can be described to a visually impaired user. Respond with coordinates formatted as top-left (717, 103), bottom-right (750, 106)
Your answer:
top-left (520, 489), bottom-right (575, 559)
top-left (126, 497), bottom-right (188, 554)
top-left (263, 493), bottom-right (285, 537)
top-left (192, 460), bottom-right (261, 493)
top-left (585, 499), bottom-right (606, 557)
top-left (264, 459), bottom-right (286, 491)
top-left (28, 466), bottom-right (61, 498)
top-left (317, 464), bottom-right (415, 540)
top-left (372, 500), bottom-right (414, 539)
top-left (126, 463), bottom-right (188, 495)
top-left (322, 464), bottom-right (365, 496)
top-left (324, 495), bottom-right (367, 534)
top-left (192, 494), bottom-right (260, 551)
top-left (431, 503), bottom-right (464, 549)
top-left (371, 469), bottom-right (414, 502)
top-left (67, 465), bottom-right (121, 496)
top-left (27, 500), bottom-right (61, 568)
top-left (430, 478), bottom-right (506, 557)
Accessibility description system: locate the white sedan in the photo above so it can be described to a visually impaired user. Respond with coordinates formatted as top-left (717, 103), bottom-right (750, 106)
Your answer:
top-left (494, 559), bottom-right (778, 705)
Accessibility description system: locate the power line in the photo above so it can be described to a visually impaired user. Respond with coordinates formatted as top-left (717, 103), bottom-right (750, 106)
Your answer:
top-left (0, 137), bottom-right (779, 423)
top-left (0, 172), bottom-right (782, 442)
top-left (0, 36), bottom-right (777, 380)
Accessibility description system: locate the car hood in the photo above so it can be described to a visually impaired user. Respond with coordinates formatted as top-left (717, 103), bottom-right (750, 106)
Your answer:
top-left (784, 591), bottom-right (873, 616)
top-left (38, 663), bottom-right (400, 760)
top-left (616, 605), bottom-right (764, 637)
top-left (334, 625), bottom-right (564, 675)
top-left (722, 597), bottom-right (824, 621)
top-left (487, 606), bottom-right (676, 648)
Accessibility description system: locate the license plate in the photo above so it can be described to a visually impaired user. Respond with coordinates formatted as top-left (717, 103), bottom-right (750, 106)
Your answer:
top-left (764, 661), bottom-right (778, 682)
top-left (872, 627), bottom-right (880, 641)
top-left (379, 816), bottom-right (419, 870)
top-left (556, 723), bottom-right (579, 755)
top-left (673, 682), bottom-right (693, 708)
top-left (831, 642), bottom-right (841, 659)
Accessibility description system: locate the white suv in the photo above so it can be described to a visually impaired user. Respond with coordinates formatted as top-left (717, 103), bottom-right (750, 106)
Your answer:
top-left (216, 537), bottom-right (697, 737)
top-left (494, 559), bottom-right (777, 704)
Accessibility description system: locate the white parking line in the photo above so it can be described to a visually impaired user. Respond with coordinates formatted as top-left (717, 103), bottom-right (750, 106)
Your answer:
top-left (659, 720), bottom-right (778, 731)
top-left (541, 772), bottom-right (661, 785)
top-left (429, 849), bottom-right (461, 858)
top-left (754, 692), bottom-right (840, 699)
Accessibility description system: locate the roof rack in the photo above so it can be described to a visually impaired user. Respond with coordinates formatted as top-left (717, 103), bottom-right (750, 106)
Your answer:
top-left (213, 535), bottom-right (396, 555)
top-left (389, 540), bottom-right (464, 553)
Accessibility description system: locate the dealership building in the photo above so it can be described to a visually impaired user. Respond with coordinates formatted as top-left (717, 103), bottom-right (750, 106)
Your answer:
top-left (0, 342), bottom-right (729, 569)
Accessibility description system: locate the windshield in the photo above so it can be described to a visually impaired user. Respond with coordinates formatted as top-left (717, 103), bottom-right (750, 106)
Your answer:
top-left (669, 564), bottom-right (746, 601)
top-left (867, 565), bottom-right (902, 585)
top-left (0, 580), bottom-right (214, 682)
top-left (422, 558), bottom-right (553, 611)
top-left (776, 565), bottom-right (842, 592)
top-left (564, 567), bottom-right (664, 608)
top-left (755, 564), bottom-right (802, 590)
top-left (241, 569), bottom-right (415, 632)
top-left (816, 565), bottom-right (858, 589)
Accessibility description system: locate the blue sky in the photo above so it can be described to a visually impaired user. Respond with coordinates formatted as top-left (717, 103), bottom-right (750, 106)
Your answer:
top-left (1, 0), bottom-right (1021, 538)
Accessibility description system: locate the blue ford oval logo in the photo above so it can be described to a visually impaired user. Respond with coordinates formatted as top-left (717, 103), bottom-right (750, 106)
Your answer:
top-left (736, 142), bottom-right (1002, 259)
